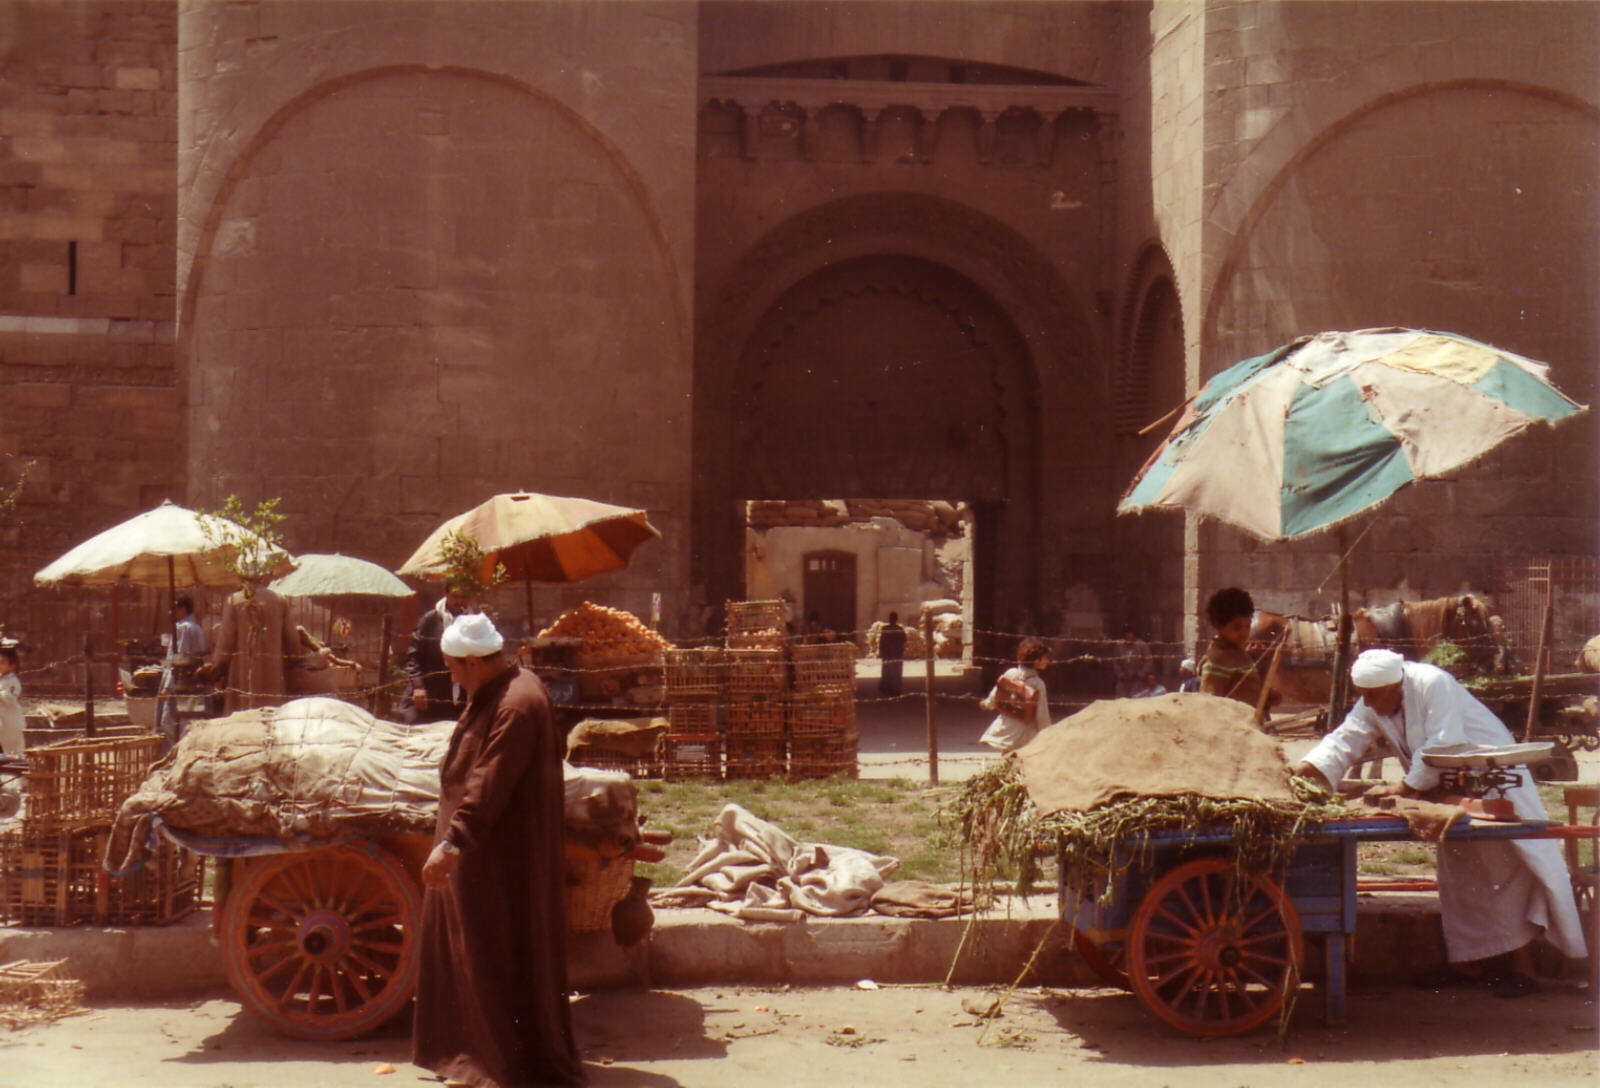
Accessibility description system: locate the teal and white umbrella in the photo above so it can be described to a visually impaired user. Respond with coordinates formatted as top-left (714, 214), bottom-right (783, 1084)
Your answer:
top-left (1119, 328), bottom-right (1587, 540)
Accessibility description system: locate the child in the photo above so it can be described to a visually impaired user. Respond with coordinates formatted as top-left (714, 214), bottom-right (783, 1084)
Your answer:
top-left (979, 637), bottom-right (1052, 753)
top-left (0, 645), bottom-right (24, 755)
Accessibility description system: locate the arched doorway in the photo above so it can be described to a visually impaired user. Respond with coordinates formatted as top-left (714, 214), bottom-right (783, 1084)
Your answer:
top-left (718, 253), bottom-right (1042, 656)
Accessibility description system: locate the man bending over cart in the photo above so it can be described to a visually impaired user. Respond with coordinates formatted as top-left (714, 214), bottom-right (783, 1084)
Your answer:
top-left (1296, 648), bottom-right (1587, 998)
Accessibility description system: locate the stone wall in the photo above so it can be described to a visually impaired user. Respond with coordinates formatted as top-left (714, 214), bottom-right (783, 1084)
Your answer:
top-left (176, 1), bottom-right (698, 629)
top-left (692, 2), bottom-right (1127, 641)
top-left (0, 0), bottom-right (178, 563)
top-left (1190, 1), bottom-right (1599, 617)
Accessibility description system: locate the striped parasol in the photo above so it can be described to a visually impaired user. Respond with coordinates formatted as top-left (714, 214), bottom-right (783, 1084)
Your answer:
top-left (1118, 327), bottom-right (1587, 540)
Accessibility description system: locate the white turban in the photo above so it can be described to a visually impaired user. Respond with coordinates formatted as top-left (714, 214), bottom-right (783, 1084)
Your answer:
top-left (441, 613), bottom-right (504, 657)
top-left (1350, 648), bottom-right (1404, 689)
top-left (1180, 658), bottom-right (1197, 674)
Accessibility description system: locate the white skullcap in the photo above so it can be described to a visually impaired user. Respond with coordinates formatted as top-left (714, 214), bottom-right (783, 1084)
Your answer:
top-left (441, 612), bottom-right (504, 658)
top-left (1180, 658), bottom-right (1197, 673)
top-left (1350, 648), bottom-right (1404, 689)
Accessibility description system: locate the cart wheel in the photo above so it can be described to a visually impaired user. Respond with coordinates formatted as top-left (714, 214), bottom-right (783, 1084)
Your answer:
top-left (1073, 930), bottom-right (1131, 990)
top-left (221, 844), bottom-right (422, 1040)
top-left (1125, 858), bottom-right (1302, 1037)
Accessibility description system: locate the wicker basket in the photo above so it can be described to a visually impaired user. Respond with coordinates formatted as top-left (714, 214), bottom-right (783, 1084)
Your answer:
top-left (726, 696), bottom-right (785, 738)
top-left (726, 649), bottom-right (787, 696)
top-left (666, 699), bottom-right (717, 736)
top-left (23, 734), bottom-right (160, 831)
top-left (665, 733), bottom-right (722, 780)
top-left (564, 850), bottom-right (635, 934)
top-left (0, 825), bottom-right (103, 927)
top-left (0, 822), bottom-right (200, 927)
top-left (664, 648), bottom-right (725, 699)
top-left (791, 642), bottom-right (856, 694)
top-left (98, 831), bottom-right (202, 926)
top-left (786, 691), bottom-right (856, 737)
top-left (725, 600), bottom-right (789, 650)
top-left (725, 737), bottom-right (785, 780)
top-left (789, 732), bottom-right (859, 780)
top-left (0, 960), bottom-right (86, 1024)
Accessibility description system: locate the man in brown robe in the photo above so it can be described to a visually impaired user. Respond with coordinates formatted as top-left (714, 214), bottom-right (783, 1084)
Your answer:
top-left (413, 613), bottom-right (584, 1088)
top-left (201, 582), bottom-right (300, 713)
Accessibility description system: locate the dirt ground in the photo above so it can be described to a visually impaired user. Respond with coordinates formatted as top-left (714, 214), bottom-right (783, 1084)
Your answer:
top-left (3, 981), bottom-right (1595, 1088)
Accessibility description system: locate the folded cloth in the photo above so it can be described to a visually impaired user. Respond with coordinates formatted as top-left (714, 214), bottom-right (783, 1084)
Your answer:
top-left (1362, 788), bottom-right (1466, 842)
top-left (566, 717), bottom-right (668, 760)
top-left (669, 803), bottom-right (898, 921)
top-left (869, 880), bottom-right (974, 919)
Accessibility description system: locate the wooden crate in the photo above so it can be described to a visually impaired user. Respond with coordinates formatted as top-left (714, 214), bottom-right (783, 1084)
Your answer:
top-left (0, 825), bottom-right (103, 927)
top-left (665, 734), bottom-right (722, 781)
top-left (791, 642), bottom-right (856, 694)
top-left (0, 823), bottom-right (200, 928)
top-left (725, 737), bottom-right (785, 780)
top-left (98, 832), bottom-right (202, 926)
top-left (786, 692), bottom-right (856, 738)
top-left (666, 699), bottom-right (718, 736)
top-left (789, 733), bottom-right (858, 780)
top-left (725, 696), bottom-right (785, 738)
top-left (726, 649), bottom-right (787, 696)
top-left (663, 648), bottom-right (725, 699)
top-left (725, 600), bottom-right (789, 650)
top-left (23, 734), bottom-right (160, 831)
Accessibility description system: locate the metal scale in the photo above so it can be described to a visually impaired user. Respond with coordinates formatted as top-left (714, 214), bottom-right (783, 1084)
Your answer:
top-left (1420, 742), bottom-right (1555, 799)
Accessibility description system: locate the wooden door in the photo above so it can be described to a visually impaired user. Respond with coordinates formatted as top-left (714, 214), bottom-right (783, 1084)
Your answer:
top-left (803, 550), bottom-right (857, 639)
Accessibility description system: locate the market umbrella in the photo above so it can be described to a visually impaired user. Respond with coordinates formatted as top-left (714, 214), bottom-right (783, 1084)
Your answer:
top-left (270, 553), bottom-right (413, 599)
top-left (34, 500), bottom-right (295, 723)
top-left (396, 492), bottom-right (661, 624)
top-left (1118, 327), bottom-right (1587, 721)
top-left (1118, 327), bottom-right (1586, 539)
top-left (35, 499), bottom-right (293, 590)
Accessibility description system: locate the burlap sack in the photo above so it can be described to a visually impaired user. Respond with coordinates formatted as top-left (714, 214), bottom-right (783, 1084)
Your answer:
top-left (107, 696), bottom-right (642, 872)
top-left (1015, 692), bottom-right (1297, 815)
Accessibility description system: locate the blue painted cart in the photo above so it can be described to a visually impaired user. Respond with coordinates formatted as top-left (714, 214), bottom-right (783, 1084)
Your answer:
top-left (1064, 815), bottom-right (1577, 1036)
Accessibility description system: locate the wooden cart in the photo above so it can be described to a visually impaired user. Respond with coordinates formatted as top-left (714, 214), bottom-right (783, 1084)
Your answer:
top-left (1066, 814), bottom-right (1596, 1037)
top-left (198, 827), bottom-right (659, 1041)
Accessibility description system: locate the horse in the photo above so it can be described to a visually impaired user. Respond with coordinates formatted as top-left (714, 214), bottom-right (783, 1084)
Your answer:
top-left (1248, 594), bottom-right (1508, 708)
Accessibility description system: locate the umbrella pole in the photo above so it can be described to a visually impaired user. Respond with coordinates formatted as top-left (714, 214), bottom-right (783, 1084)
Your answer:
top-left (1325, 526), bottom-right (1354, 734)
top-left (168, 555), bottom-right (178, 654)
top-left (525, 576), bottom-right (534, 635)
top-left (111, 578), bottom-right (120, 694)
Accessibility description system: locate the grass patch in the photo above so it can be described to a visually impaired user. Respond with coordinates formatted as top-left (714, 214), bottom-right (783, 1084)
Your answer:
top-left (633, 776), bottom-right (962, 888)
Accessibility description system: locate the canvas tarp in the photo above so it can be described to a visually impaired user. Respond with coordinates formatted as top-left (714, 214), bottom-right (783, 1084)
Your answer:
top-left (108, 696), bottom-right (638, 871)
top-left (1015, 692), bottom-right (1299, 815)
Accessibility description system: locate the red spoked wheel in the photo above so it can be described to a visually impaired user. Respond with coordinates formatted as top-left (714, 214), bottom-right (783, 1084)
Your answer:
top-left (1073, 930), bottom-right (1132, 990)
top-left (221, 844), bottom-right (422, 1040)
top-left (1125, 858), bottom-right (1302, 1036)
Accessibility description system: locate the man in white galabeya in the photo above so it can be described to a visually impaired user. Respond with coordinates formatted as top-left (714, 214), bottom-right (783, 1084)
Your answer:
top-left (1298, 648), bottom-right (1586, 998)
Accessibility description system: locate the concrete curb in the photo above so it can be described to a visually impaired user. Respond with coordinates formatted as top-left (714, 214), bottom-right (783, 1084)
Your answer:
top-left (0, 896), bottom-right (1457, 1001)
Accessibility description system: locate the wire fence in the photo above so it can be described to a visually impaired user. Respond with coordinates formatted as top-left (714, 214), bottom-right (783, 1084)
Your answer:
top-left (7, 585), bottom-right (1591, 708)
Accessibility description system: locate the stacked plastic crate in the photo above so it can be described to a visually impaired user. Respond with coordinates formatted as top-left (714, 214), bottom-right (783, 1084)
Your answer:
top-left (787, 642), bottom-right (859, 779)
top-left (662, 647), bottom-right (724, 780)
top-left (723, 601), bottom-right (791, 778)
top-left (0, 734), bottom-right (200, 926)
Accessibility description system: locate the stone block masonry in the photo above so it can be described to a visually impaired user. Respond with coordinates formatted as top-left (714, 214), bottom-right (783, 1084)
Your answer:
top-left (0, 1), bottom-right (180, 557)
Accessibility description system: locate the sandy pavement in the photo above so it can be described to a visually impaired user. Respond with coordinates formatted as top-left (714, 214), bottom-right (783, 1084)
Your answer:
top-left (3, 980), bottom-right (1595, 1088)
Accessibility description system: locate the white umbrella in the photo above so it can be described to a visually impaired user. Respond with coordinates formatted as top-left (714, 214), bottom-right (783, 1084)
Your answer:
top-left (270, 553), bottom-right (413, 599)
top-left (35, 499), bottom-right (293, 589)
top-left (35, 499), bottom-right (294, 656)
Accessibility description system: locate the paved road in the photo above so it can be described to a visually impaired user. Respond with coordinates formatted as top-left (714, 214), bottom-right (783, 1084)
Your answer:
top-left (5, 981), bottom-right (1595, 1088)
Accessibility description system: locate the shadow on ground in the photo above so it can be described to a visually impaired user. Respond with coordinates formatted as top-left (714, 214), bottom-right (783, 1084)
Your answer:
top-left (1035, 981), bottom-right (1599, 1069)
